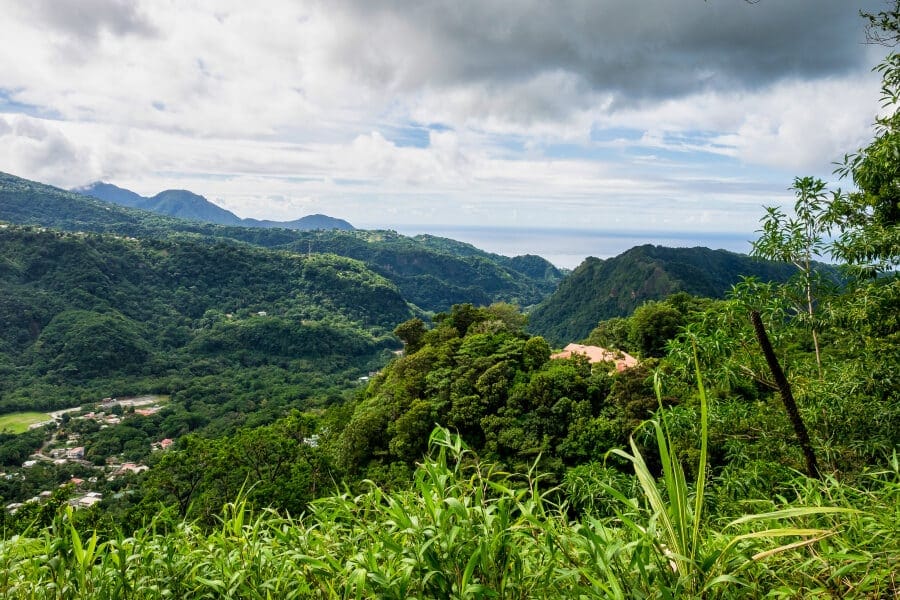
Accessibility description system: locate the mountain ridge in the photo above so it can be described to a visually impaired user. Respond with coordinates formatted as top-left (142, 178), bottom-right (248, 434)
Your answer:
top-left (72, 181), bottom-right (354, 231)
top-left (526, 244), bottom-right (829, 344)
top-left (0, 171), bottom-right (561, 314)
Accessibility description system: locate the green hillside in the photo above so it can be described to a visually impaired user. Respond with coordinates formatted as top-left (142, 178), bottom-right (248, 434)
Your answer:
top-left (281, 229), bottom-right (562, 311)
top-left (0, 224), bottom-right (410, 416)
top-left (1, 171), bottom-right (560, 314)
top-left (527, 245), bottom-right (810, 344)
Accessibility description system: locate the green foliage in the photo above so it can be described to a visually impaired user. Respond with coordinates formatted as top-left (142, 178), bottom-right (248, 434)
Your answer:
top-left (393, 317), bottom-right (427, 353)
top-left (584, 292), bottom-right (711, 360)
top-left (0, 428), bottom-right (896, 599)
top-left (753, 177), bottom-right (830, 269)
top-left (529, 245), bottom-right (808, 345)
top-left (831, 48), bottom-right (900, 273)
top-left (604, 367), bottom-right (860, 597)
top-left (32, 310), bottom-right (152, 379)
top-left (0, 225), bottom-right (408, 417)
top-left (585, 316), bottom-right (631, 352)
top-left (140, 411), bottom-right (329, 524)
top-left (333, 303), bottom-right (649, 483)
top-left (628, 301), bottom-right (683, 358)
top-left (0, 428), bottom-right (46, 466)
top-left (752, 176), bottom-right (837, 375)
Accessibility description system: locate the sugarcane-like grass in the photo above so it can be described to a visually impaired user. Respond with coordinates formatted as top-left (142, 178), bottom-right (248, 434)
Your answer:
top-left (1, 366), bottom-right (896, 598)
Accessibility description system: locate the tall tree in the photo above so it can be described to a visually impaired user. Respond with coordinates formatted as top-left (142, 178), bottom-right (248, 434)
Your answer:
top-left (752, 177), bottom-right (830, 377)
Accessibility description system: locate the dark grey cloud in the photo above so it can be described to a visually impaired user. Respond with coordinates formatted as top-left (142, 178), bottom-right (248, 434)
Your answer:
top-left (325, 0), bottom-right (881, 104)
top-left (24, 0), bottom-right (156, 41)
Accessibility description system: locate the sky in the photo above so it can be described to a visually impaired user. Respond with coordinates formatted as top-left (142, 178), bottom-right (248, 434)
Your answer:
top-left (0, 0), bottom-right (889, 256)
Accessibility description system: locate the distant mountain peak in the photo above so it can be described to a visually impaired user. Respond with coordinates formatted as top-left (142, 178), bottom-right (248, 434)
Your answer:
top-left (72, 182), bottom-right (354, 230)
top-left (73, 181), bottom-right (148, 209)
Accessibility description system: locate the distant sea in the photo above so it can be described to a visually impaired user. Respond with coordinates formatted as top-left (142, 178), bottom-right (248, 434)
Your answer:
top-left (390, 225), bottom-right (755, 270)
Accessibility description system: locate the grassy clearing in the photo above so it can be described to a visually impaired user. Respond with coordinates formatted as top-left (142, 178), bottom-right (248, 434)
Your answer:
top-left (0, 412), bottom-right (52, 434)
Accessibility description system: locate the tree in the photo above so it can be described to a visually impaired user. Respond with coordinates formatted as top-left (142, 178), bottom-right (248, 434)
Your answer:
top-left (478, 302), bottom-right (528, 334)
top-left (144, 435), bottom-right (216, 518)
top-left (394, 318), bottom-right (427, 353)
top-left (751, 176), bottom-right (831, 377)
top-left (586, 317), bottom-right (632, 352)
top-left (750, 311), bottom-right (820, 479)
top-left (434, 303), bottom-right (482, 337)
top-left (828, 4), bottom-right (900, 275)
top-left (523, 336), bottom-right (551, 371)
top-left (629, 301), bottom-right (682, 358)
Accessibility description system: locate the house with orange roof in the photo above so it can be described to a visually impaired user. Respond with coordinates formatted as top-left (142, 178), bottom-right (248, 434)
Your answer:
top-left (550, 343), bottom-right (638, 372)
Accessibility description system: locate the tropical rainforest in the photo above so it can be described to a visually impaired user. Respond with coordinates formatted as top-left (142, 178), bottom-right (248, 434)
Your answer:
top-left (0, 6), bottom-right (898, 598)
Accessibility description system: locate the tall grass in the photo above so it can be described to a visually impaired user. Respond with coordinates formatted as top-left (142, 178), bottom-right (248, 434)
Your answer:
top-left (594, 356), bottom-right (861, 597)
top-left (0, 369), bottom-right (895, 598)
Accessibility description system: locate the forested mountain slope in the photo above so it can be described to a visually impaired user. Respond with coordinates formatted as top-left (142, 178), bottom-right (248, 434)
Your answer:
top-left (528, 245), bottom-right (810, 344)
top-left (0, 224), bottom-right (410, 412)
top-left (1, 171), bottom-right (560, 313)
top-left (281, 230), bottom-right (562, 311)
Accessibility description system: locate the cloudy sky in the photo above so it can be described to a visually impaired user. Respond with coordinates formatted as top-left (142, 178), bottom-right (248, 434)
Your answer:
top-left (0, 0), bottom-right (888, 255)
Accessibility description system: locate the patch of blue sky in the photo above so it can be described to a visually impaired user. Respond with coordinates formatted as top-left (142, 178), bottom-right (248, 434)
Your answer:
top-left (385, 124), bottom-right (431, 148)
top-left (269, 175), bottom-right (322, 184)
top-left (654, 146), bottom-right (822, 187)
top-left (589, 125), bottom-right (644, 142)
top-left (541, 142), bottom-right (624, 161)
top-left (657, 134), bottom-right (734, 157)
top-left (662, 129), bottom-right (721, 143)
top-left (381, 120), bottom-right (455, 148)
top-left (481, 133), bottom-right (527, 156)
top-left (333, 178), bottom-right (368, 186)
top-left (624, 143), bottom-right (736, 165)
top-left (730, 162), bottom-right (805, 185)
top-left (0, 88), bottom-right (61, 119)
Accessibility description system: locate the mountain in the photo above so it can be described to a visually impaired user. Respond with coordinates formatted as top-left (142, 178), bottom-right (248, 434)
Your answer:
top-left (279, 229), bottom-right (562, 311)
top-left (72, 181), bottom-right (353, 230)
top-left (143, 189), bottom-right (244, 226)
top-left (527, 244), bottom-right (814, 345)
top-left (1, 171), bottom-right (561, 314)
top-left (0, 223), bottom-right (411, 411)
top-left (243, 214), bottom-right (355, 230)
top-left (71, 181), bottom-right (147, 208)
top-left (72, 182), bottom-right (242, 225)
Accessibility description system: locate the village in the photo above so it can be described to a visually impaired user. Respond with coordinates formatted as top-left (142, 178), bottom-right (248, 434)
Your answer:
top-left (3, 395), bottom-right (174, 514)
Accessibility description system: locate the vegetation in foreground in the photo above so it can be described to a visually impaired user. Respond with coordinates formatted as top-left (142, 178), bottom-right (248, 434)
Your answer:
top-left (0, 427), bottom-right (897, 599)
top-left (0, 4), bottom-right (898, 599)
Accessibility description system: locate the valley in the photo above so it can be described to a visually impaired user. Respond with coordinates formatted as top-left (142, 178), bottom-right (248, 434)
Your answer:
top-left (1, 1), bottom-right (898, 597)
top-left (0, 106), bottom-right (897, 597)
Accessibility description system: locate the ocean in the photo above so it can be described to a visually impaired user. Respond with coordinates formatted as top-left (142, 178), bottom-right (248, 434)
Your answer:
top-left (390, 225), bottom-right (756, 270)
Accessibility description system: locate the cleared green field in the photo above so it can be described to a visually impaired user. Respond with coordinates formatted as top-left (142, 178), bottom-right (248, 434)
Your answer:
top-left (0, 412), bottom-right (52, 434)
